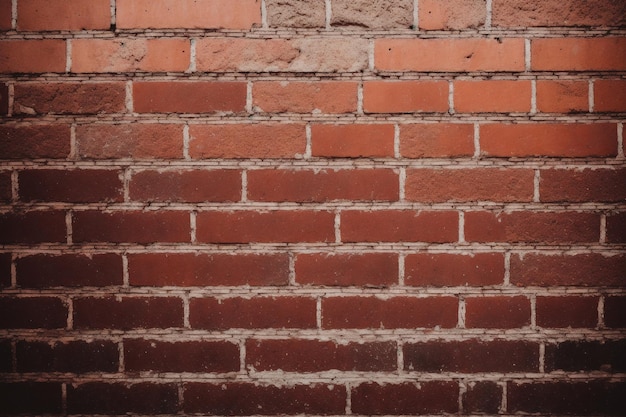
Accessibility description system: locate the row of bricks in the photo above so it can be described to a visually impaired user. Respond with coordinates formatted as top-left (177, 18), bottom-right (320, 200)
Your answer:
top-left (2, 251), bottom-right (626, 288)
top-left (6, 79), bottom-right (626, 115)
top-left (2, 123), bottom-right (626, 160)
top-left (2, 379), bottom-right (624, 415)
top-left (3, 37), bottom-right (626, 73)
top-left (3, 0), bottom-right (626, 31)
top-left (1, 294), bottom-right (625, 330)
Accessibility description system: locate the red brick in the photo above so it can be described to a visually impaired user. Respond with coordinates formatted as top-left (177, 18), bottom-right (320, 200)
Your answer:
top-left (295, 253), bottom-right (398, 286)
top-left (536, 80), bottom-right (589, 113)
top-left (253, 81), bottom-right (357, 113)
top-left (73, 296), bottom-right (183, 329)
top-left (247, 169), bottom-right (398, 202)
top-left (465, 211), bottom-right (600, 243)
top-left (480, 123), bottom-right (617, 157)
top-left (133, 81), bottom-right (245, 114)
top-left (341, 210), bottom-right (458, 243)
top-left (0, 338), bottom-right (10, 371)
top-left (189, 123), bottom-right (305, 159)
top-left (399, 123), bottom-right (474, 158)
top-left (405, 253), bottom-right (504, 287)
top-left (0, 211), bottom-right (66, 244)
top-left (536, 296), bottom-right (599, 328)
top-left (322, 296), bottom-right (458, 329)
top-left (532, 38), bottom-right (626, 71)
top-left (76, 123), bottom-right (183, 159)
top-left (72, 39), bottom-right (190, 73)
top-left (507, 381), bottom-right (626, 415)
top-left (363, 81), bottom-right (449, 113)
top-left (454, 80), bottom-right (531, 113)
top-left (375, 38), bottom-right (525, 72)
top-left (19, 169), bottom-right (123, 203)
top-left (266, 0), bottom-right (325, 28)
top-left (129, 169), bottom-right (241, 202)
top-left (465, 296), bottom-right (530, 328)
top-left (419, 0), bottom-right (486, 30)
top-left (0, 170), bottom-right (11, 202)
top-left (196, 37), bottom-right (368, 72)
top-left (73, 210), bottom-right (190, 244)
top-left (510, 253), bottom-right (626, 287)
top-left (184, 382), bottom-right (346, 415)
top-left (311, 124), bottom-right (395, 158)
top-left (0, 382), bottom-right (62, 415)
top-left (540, 168), bottom-right (626, 203)
top-left (352, 381), bottom-right (459, 415)
top-left (404, 340), bottom-right (538, 372)
top-left (189, 296), bottom-right (317, 329)
top-left (0, 82), bottom-right (8, 115)
top-left (128, 253), bottom-right (289, 286)
top-left (493, 0), bottom-right (626, 27)
top-left (17, 0), bottom-right (110, 30)
top-left (0, 40), bottom-right (66, 73)
top-left (247, 339), bottom-right (397, 372)
top-left (196, 210), bottom-right (334, 243)
top-left (463, 382), bottom-right (502, 414)
top-left (331, 0), bottom-right (413, 29)
top-left (67, 382), bottom-right (179, 415)
top-left (17, 253), bottom-right (123, 288)
top-left (14, 82), bottom-right (125, 115)
top-left (607, 212), bottom-right (626, 243)
top-left (0, 0), bottom-right (11, 29)
top-left (605, 296), bottom-right (626, 328)
top-left (0, 253), bottom-right (10, 288)
top-left (0, 124), bottom-right (70, 159)
top-left (405, 168), bottom-right (534, 202)
top-left (117, 0), bottom-right (261, 29)
top-left (124, 339), bottom-right (239, 373)
top-left (16, 340), bottom-right (118, 373)
top-left (0, 297), bottom-right (67, 329)
top-left (545, 340), bottom-right (626, 372)
top-left (594, 79), bottom-right (626, 112)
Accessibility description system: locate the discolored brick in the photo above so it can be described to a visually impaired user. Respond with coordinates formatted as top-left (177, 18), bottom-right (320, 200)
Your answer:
top-left (331, 0), bottom-right (413, 29)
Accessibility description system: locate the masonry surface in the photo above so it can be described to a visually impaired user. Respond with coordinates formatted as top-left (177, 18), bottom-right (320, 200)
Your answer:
top-left (0, 0), bottom-right (625, 415)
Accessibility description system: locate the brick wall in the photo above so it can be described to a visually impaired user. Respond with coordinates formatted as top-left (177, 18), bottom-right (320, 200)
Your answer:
top-left (1, 0), bottom-right (625, 415)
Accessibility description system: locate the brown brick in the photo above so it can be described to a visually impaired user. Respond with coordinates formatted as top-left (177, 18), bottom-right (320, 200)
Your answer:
top-left (0, 211), bottom-right (66, 244)
top-left (253, 81), bottom-right (357, 113)
top-left (493, 0), bottom-right (626, 27)
top-left (331, 0), bottom-right (413, 29)
top-left (607, 212), bottom-right (626, 243)
top-left (190, 296), bottom-right (317, 329)
top-left (76, 123), bottom-right (183, 160)
top-left (184, 382), bottom-right (346, 415)
top-left (73, 296), bottom-right (183, 329)
top-left (129, 169), bottom-right (241, 202)
top-left (454, 80), bottom-right (531, 113)
top-left (405, 253), bottom-right (504, 287)
top-left (341, 210), bottom-right (458, 243)
top-left (419, 0), bottom-right (486, 30)
top-left (266, 0), bottom-right (325, 28)
top-left (510, 253), bottom-right (626, 287)
top-left (540, 168), bottom-right (626, 203)
top-left (14, 82), bottom-right (126, 115)
top-left (72, 210), bottom-right (190, 244)
top-left (189, 123), bottom-right (305, 159)
top-left (128, 253), bottom-right (289, 286)
top-left (352, 381), bottom-right (459, 415)
top-left (17, 253), bottom-right (123, 288)
top-left (0, 124), bottom-right (70, 159)
top-left (247, 339), bottom-right (397, 372)
top-left (605, 296), bottom-right (626, 328)
top-left (463, 382), bottom-right (502, 414)
top-left (196, 210), bottom-right (335, 243)
top-left (399, 123), bottom-right (474, 158)
top-left (595, 79), bottom-right (626, 112)
top-left (532, 37), bottom-right (626, 71)
top-left (16, 340), bottom-right (118, 373)
top-left (311, 124), bottom-right (395, 157)
top-left (247, 169), bottom-right (398, 202)
top-left (0, 297), bottom-right (67, 329)
top-left (322, 296), bottom-right (458, 329)
top-left (405, 168), bottom-right (534, 202)
top-left (536, 296), bottom-right (599, 328)
top-left (363, 81), bottom-right (449, 113)
top-left (0, 0), bottom-right (11, 29)
top-left (465, 211), bottom-right (600, 243)
top-left (375, 38), bottom-right (525, 72)
top-left (0, 252), bottom-right (10, 288)
top-left (465, 296), bottom-right (530, 329)
top-left (536, 80), bottom-right (589, 113)
top-left (0, 40), bottom-right (66, 73)
top-left (295, 252), bottom-right (398, 286)
top-left (545, 340), bottom-right (626, 372)
top-left (72, 39), bottom-right (190, 73)
top-left (67, 382), bottom-right (179, 415)
top-left (0, 170), bottom-right (11, 202)
top-left (0, 382), bottom-right (62, 415)
top-left (480, 123), bottom-right (617, 157)
top-left (124, 339), bottom-right (239, 373)
top-left (19, 169), bottom-right (123, 203)
top-left (17, 0), bottom-right (110, 30)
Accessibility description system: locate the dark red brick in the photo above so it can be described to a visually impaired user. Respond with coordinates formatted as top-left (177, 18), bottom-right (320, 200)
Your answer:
top-left (0, 382), bottom-right (62, 415)
top-left (607, 212), bottom-right (626, 243)
top-left (405, 253), bottom-right (504, 287)
top-left (465, 296), bottom-right (530, 328)
top-left (545, 340), bottom-right (626, 373)
top-left (295, 252), bottom-right (398, 286)
top-left (19, 169), bottom-right (123, 203)
top-left (0, 83), bottom-right (8, 115)
top-left (0, 211), bottom-right (66, 244)
top-left (0, 124), bottom-right (71, 159)
top-left (540, 168), bottom-right (626, 203)
top-left (0, 252), bottom-right (10, 288)
top-left (0, 338), bottom-right (11, 372)
top-left (16, 340), bottom-right (118, 373)
top-left (463, 381), bottom-right (502, 414)
top-left (14, 82), bottom-right (126, 114)
top-left (0, 297), bottom-right (67, 329)
top-left (605, 296), bottom-right (626, 328)
top-left (536, 296), bottom-right (599, 328)
top-left (0, 170), bottom-right (11, 202)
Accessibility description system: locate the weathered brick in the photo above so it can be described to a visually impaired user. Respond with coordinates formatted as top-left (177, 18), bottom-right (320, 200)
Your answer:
top-left (540, 168), bottom-right (626, 203)
top-left (594, 79), bottom-right (626, 112)
top-left (19, 169), bottom-right (123, 203)
top-left (419, 0), bottom-right (486, 30)
top-left (465, 296), bottom-right (530, 328)
top-left (536, 80), bottom-right (589, 113)
top-left (545, 340), bottom-right (626, 372)
top-left (331, 0), bottom-right (413, 29)
top-left (454, 80), bottom-right (531, 113)
top-left (363, 81), bottom-right (449, 113)
top-left (351, 382), bottom-right (459, 415)
top-left (16, 340), bottom-right (118, 372)
top-left (0, 170), bottom-right (11, 202)
top-left (0, 382), bottom-right (62, 415)
top-left (399, 123), bottom-right (474, 158)
top-left (295, 252), bottom-right (398, 286)
top-left (253, 81), bottom-right (357, 113)
top-left (0, 124), bottom-right (71, 159)
top-left (404, 253), bottom-right (504, 287)
top-left (536, 296), bottom-right (599, 328)
top-left (17, 0), bottom-right (110, 30)
top-left (463, 382), bottom-right (502, 414)
top-left (493, 0), bottom-right (626, 27)
top-left (265, 0), bottom-right (325, 28)
top-left (605, 296), bottom-right (626, 328)
top-left (311, 124), bottom-right (395, 157)
top-left (532, 37), bottom-right (626, 71)
top-left (0, 297), bottom-right (67, 329)
top-left (607, 212), bottom-right (626, 243)
top-left (0, 211), bottom-right (66, 244)
top-left (0, 40), bottom-right (66, 73)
